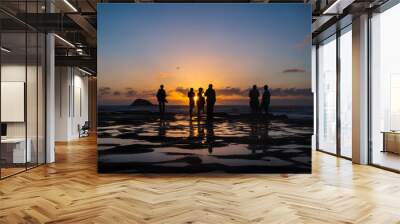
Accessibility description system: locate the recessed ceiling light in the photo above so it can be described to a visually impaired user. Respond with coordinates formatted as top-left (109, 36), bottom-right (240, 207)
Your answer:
top-left (54, 34), bottom-right (75, 48)
top-left (1, 47), bottom-right (11, 53)
top-left (323, 0), bottom-right (343, 14)
top-left (78, 67), bottom-right (93, 76)
top-left (63, 0), bottom-right (78, 12)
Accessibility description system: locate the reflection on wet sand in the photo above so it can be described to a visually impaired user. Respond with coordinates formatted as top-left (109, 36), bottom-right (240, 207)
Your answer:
top-left (206, 120), bottom-right (215, 154)
top-left (98, 110), bottom-right (312, 173)
top-left (158, 119), bottom-right (167, 138)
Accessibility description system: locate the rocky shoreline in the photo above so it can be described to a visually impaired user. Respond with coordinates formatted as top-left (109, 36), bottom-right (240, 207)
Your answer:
top-left (98, 110), bottom-right (313, 173)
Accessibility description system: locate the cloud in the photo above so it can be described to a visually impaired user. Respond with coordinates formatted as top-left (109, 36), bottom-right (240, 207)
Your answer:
top-left (175, 86), bottom-right (246, 97)
top-left (175, 86), bottom-right (311, 97)
top-left (175, 87), bottom-right (189, 96)
top-left (99, 87), bottom-right (141, 98)
top-left (141, 90), bottom-right (156, 98)
top-left (125, 88), bottom-right (137, 97)
top-left (217, 87), bottom-right (244, 96)
top-left (282, 68), bottom-right (305, 73)
top-left (270, 88), bottom-right (312, 96)
top-left (123, 88), bottom-right (154, 98)
top-left (99, 87), bottom-right (111, 96)
top-left (99, 86), bottom-right (312, 103)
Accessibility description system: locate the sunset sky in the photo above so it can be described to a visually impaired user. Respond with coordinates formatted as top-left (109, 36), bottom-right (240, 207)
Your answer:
top-left (98, 4), bottom-right (312, 106)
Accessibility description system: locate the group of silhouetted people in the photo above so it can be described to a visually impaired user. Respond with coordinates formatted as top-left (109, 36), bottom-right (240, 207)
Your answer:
top-left (157, 84), bottom-right (216, 119)
top-left (188, 84), bottom-right (216, 119)
top-left (156, 83), bottom-right (271, 118)
top-left (249, 85), bottom-right (271, 114)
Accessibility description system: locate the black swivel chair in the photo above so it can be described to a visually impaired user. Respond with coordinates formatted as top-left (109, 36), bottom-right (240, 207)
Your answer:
top-left (78, 121), bottom-right (90, 138)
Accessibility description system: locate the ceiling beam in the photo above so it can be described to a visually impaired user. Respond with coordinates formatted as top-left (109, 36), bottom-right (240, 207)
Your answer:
top-left (55, 55), bottom-right (96, 72)
top-left (67, 13), bottom-right (97, 46)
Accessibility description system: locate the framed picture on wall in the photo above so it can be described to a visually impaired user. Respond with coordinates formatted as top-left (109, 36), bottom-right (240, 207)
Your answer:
top-left (1, 81), bottom-right (25, 123)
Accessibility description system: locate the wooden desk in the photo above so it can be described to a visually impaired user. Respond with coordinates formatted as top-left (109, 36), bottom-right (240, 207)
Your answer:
top-left (1, 138), bottom-right (31, 163)
top-left (382, 131), bottom-right (400, 154)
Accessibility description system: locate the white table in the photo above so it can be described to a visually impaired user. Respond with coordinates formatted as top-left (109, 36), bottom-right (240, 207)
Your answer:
top-left (1, 138), bottom-right (31, 163)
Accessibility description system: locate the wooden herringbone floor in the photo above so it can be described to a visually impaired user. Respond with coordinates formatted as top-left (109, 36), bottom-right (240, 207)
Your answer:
top-left (1, 136), bottom-right (400, 224)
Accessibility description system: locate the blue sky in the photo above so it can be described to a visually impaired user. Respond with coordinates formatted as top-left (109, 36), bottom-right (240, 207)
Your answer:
top-left (98, 4), bottom-right (312, 105)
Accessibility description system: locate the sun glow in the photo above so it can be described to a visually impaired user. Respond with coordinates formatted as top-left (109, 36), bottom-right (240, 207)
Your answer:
top-left (194, 96), bottom-right (198, 102)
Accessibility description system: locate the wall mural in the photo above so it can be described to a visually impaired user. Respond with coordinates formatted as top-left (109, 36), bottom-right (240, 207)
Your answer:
top-left (97, 3), bottom-right (313, 173)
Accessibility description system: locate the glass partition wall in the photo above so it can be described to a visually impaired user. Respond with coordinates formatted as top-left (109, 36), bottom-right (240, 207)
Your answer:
top-left (370, 3), bottom-right (400, 171)
top-left (316, 25), bottom-right (352, 159)
top-left (339, 27), bottom-right (352, 159)
top-left (0, 5), bottom-right (46, 179)
top-left (317, 35), bottom-right (337, 155)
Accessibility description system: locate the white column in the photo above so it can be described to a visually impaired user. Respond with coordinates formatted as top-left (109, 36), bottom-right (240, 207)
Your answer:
top-left (46, 33), bottom-right (55, 163)
top-left (45, 0), bottom-right (56, 163)
top-left (312, 45), bottom-right (317, 150)
top-left (352, 14), bottom-right (369, 164)
top-left (55, 67), bottom-right (73, 141)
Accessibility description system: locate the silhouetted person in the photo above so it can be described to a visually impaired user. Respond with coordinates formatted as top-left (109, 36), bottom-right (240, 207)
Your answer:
top-left (261, 85), bottom-right (271, 115)
top-left (156, 85), bottom-right (167, 115)
top-left (197, 88), bottom-right (205, 117)
top-left (205, 84), bottom-right (216, 119)
top-left (249, 85), bottom-right (260, 114)
top-left (188, 88), bottom-right (195, 117)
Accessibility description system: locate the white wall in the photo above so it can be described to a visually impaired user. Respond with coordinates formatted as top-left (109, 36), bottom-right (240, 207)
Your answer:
top-left (0, 65), bottom-right (41, 139)
top-left (72, 73), bottom-right (89, 138)
top-left (55, 67), bottom-right (89, 141)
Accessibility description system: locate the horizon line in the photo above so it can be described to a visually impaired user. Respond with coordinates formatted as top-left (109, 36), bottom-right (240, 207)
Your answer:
top-left (98, 104), bottom-right (313, 107)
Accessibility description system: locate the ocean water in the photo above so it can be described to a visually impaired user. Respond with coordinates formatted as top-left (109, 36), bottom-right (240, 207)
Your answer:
top-left (99, 105), bottom-right (313, 120)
